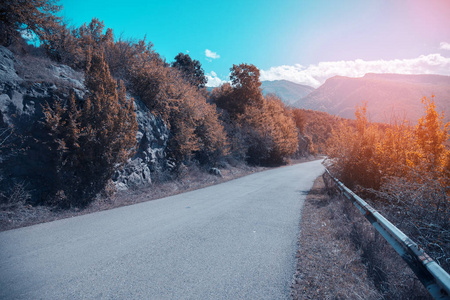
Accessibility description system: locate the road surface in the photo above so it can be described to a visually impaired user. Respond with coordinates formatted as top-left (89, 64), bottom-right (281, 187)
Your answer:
top-left (0, 160), bottom-right (324, 299)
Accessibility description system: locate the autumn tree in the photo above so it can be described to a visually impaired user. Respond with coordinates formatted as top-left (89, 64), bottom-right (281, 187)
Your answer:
top-left (0, 0), bottom-right (62, 46)
top-left (211, 64), bottom-right (298, 165)
top-left (236, 96), bottom-right (297, 165)
top-left (292, 108), bottom-right (306, 135)
top-left (44, 52), bottom-right (137, 207)
top-left (374, 97), bottom-right (449, 269)
top-left (257, 95), bottom-right (298, 164)
top-left (215, 63), bottom-right (263, 118)
top-left (327, 103), bottom-right (381, 189)
top-left (171, 53), bottom-right (207, 89)
top-left (40, 21), bottom-right (79, 64)
top-left (415, 96), bottom-right (450, 175)
top-left (375, 121), bottom-right (416, 179)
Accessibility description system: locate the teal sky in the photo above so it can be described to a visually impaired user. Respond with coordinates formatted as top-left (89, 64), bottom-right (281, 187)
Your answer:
top-left (59, 0), bottom-right (450, 87)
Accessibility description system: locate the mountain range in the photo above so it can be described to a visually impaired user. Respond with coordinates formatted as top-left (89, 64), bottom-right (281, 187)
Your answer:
top-left (260, 80), bottom-right (315, 105)
top-left (263, 74), bottom-right (450, 124)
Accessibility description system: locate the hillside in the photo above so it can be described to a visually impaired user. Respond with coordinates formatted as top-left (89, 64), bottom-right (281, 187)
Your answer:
top-left (261, 80), bottom-right (315, 105)
top-left (294, 73), bottom-right (450, 123)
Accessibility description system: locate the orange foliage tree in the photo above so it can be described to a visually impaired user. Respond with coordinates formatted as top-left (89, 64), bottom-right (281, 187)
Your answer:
top-left (327, 103), bottom-right (381, 189)
top-left (0, 0), bottom-right (62, 46)
top-left (212, 64), bottom-right (297, 165)
top-left (415, 96), bottom-right (450, 175)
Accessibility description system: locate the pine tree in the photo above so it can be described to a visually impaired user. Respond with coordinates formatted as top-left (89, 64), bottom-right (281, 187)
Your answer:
top-left (171, 53), bottom-right (207, 89)
top-left (44, 52), bottom-right (137, 207)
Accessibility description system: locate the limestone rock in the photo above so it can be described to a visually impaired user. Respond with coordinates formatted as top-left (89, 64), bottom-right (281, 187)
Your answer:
top-left (209, 167), bottom-right (223, 177)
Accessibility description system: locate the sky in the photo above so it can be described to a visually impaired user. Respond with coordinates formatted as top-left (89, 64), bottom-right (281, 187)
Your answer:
top-left (59, 0), bottom-right (450, 87)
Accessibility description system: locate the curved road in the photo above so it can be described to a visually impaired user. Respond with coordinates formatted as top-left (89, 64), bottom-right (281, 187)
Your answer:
top-left (0, 160), bottom-right (324, 299)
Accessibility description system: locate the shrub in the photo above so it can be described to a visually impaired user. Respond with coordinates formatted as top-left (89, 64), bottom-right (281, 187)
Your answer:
top-left (43, 52), bottom-right (138, 207)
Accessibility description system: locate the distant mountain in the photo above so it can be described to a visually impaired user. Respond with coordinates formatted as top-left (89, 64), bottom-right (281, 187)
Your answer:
top-left (293, 73), bottom-right (450, 123)
top-left (261, 80), bottom-right (315, 105)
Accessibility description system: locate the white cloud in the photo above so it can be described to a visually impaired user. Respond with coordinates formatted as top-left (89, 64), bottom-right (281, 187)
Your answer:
top-left (206, 71), bottom-right (228, 87)
top-left (440, 42), bottom-right (450, 50)
top-left (205, 49), bottom-right (220, 60)
top-left (260, 54), bottom-right (450, 88)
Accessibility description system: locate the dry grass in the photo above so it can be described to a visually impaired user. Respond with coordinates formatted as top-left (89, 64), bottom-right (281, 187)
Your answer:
top-left (13, 49), bottom-right (84, 89)
top-left (291, 175), bottom-right (431, 299)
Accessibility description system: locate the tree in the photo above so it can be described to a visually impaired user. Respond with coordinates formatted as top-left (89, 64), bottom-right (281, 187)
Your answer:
top-left (194, 103), bottom-right (229, 165)
top-left (327, 103), bottom-right (381, 189)
top-left (239, 95), bottom-right (297, 165)
top-left (261, 95), bottom-right (298, 164)
top-left (171, 53), bottom-right (207, 89)
top-left (375, 121), bottom-right (416, 179)
top-left (211, 64), bottom-right (297, 165)
top-left (44, 52), bottom-right (138, 207)
top-left (0, 0), bottom-right (62, 46)
top-left (292, 109), bottom-right (306, 134)
top-left (215, 63), bottom-right (263, 117)
top-left (415, 95), bottom-right (449, 174)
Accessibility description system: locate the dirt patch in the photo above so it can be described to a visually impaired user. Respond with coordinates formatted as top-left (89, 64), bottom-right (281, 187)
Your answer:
top-left (291, 175), bottom-right (430, 299)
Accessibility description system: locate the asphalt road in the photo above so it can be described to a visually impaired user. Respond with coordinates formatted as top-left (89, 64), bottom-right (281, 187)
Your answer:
top-left (0, 159), bottom-right (325, 299)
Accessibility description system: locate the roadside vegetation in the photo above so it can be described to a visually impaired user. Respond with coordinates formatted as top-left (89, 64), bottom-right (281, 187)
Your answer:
top-left (1, 0), bottom-right (328, 223)
top-left (326, 98), bottom-right (450, 273)
top-left (292, 175), bottom-right (430, 299)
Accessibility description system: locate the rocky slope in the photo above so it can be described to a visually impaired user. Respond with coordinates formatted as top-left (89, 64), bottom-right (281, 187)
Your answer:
top-left (0, 46), bottom-right (169, 203)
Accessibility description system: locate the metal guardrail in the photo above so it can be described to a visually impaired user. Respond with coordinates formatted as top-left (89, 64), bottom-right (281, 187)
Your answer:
top-left (323, 168), bottom-right (450, 300)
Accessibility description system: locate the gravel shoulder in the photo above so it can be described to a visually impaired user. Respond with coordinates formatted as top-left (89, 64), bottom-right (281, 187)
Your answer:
top-left (291, 175), bottom-right (378, 299)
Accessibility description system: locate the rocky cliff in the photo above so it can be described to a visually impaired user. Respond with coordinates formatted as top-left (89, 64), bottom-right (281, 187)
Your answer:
top-left (0, 46), bottom-right (169, 203)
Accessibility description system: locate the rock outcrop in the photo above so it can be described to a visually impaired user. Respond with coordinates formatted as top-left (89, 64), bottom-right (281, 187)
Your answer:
top-left (0, 46), bottom-right (169, 203)
top-left (113, 99), bottom-right (169, 190)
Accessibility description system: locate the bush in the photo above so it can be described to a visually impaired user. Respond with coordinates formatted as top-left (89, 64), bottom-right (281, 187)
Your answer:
top-left (373, 173), bottom-right (449, 272)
